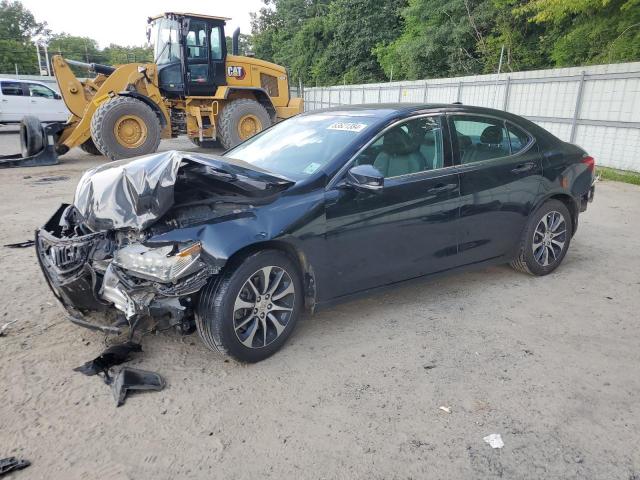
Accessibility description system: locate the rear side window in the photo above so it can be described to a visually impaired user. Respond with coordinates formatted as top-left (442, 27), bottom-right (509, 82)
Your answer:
top-left (1, 82), bottom-right (24, 96)
top-left (506, 122), bottom-right (531, 154)
top-left (452, 115), bottom-right (509, 164)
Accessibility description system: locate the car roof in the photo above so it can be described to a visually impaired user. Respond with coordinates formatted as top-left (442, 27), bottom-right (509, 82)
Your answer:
top-left (0, 77), bottom-right (52, 86)
top-left (308, 103), bottom-right (519, 118)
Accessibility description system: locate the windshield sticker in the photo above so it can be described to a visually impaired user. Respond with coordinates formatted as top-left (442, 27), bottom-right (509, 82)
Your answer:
top-left (327, 122), bottom-right (368, 132)
top-left (303, 162), bottom-right (322, 174)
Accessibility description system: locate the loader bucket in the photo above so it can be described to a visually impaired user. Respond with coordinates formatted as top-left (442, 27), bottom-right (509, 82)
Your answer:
top-left (0, 117), bottom-right (63, 168)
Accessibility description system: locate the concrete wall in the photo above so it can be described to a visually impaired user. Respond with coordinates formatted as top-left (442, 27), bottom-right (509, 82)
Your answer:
top-left (304, 62), bottom-right (640, 172)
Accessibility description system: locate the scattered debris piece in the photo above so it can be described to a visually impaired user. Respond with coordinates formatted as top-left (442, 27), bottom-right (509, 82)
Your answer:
top-left (423, 364), bottom-right (437, 370)
top-left (605, 296), bottom-right (613, 300)
top-left (483, 433), bottom-right (504, 449)
top-left (0, 320), bottom-right (17, 337)
top-left (523, 349), bottom-right (534, 356)
top-left (439, 406), bottom-right (452, 414)
top-left (73, 341), bottom-right (142, 383)
top-left (33, 175), bottom-right (70, 184)
top-left (0, 456), bottom-right (30, 476)
top-left (3, 240), bottom-right (35, 249)
top-left (112, 367), bottom-right (165, 407)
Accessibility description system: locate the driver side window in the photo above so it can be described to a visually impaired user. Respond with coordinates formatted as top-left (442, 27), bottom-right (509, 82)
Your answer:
top-left (355, 116), bottom-right (444, 178)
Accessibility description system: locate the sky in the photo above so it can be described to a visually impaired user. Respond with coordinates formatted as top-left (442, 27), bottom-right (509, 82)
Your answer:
top-left (21, 0), bottom-right (266, 48)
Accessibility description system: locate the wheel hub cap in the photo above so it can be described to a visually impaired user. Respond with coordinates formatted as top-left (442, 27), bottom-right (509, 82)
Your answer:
top-left (532, 210), bottom-right (567, 267)
top-left (237, 114), bottom-right (262, 140)
top-left (233, 266), bottom-right (295, 349)
top-left (113, 115), bottom-right (148, 148)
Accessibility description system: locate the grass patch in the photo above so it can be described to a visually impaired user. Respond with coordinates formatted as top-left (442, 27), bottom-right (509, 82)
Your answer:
top-left (597, 167), bottom-right (640, 186)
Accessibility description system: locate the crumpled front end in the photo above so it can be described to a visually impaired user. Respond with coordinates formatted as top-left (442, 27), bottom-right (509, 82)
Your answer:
top-left (36, 203), bottom-right (216, 334)
top-left (36, 150), bottom-right (292, 335)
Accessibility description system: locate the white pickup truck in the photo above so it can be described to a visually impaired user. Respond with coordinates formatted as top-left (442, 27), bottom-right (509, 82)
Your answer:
top-left (0, 78), bottom-right (69, 124)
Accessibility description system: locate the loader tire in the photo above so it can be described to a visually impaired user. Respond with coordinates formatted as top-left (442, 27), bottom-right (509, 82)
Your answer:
top-left (90, 96), bottom-right (161, 160)
top-left (79, 139), bottom-right (102, 155)
top-left (217, 98), bottom-right (271, 150)
top-left (189, 137), bottom-right (222, 149)
top-left (20, 115), bottom-right (44, 157)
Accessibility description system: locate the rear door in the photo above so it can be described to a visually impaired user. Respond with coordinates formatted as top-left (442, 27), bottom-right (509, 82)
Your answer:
top-left (323, 114), bottom-right (461, 299)
top-left (449, 114), bottom-right (542, 265)
top-left (0, 81), bottom-right (30, 122)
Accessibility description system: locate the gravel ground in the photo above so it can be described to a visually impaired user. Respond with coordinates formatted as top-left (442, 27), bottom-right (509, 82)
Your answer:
top-left (1, 126), bottom-right (639, 479)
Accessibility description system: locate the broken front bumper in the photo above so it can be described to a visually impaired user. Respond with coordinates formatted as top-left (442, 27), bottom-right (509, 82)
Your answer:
top-left (35, 205), bottom-right (214, 333)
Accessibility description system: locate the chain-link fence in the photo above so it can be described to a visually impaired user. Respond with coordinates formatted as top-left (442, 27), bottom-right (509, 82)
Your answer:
top-left (303, 62), bottom-right (640, 172)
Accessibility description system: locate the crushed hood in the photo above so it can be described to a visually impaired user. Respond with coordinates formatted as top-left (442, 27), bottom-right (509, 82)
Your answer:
top-left (74, 150), bottom-right (294, 232)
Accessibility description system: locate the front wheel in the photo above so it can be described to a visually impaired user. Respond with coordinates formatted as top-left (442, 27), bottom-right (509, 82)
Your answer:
top-left (196, 250), bottom-right (303, 363)
top-left (510, 199), bottom-right (573, 276)
top-left (90, 96), bottom-right (161, 160)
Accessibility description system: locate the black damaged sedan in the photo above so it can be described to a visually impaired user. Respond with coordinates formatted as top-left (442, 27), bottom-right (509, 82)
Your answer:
top-left (36, 104), bottom-right (596, 362)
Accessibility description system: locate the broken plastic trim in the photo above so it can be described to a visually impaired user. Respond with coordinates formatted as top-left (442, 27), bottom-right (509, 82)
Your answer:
top-left (73, 341), bottom-right (142, 383)
top-left (0, 457), bottom-right (31, 475)
top-left (112, 367), bottom-right (165, 407)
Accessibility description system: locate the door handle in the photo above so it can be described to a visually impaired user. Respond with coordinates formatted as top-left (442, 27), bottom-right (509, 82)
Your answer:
top-left (511, 162), bottom-right (535, 174)
top-left (427, 183), bottom-right (457, 194)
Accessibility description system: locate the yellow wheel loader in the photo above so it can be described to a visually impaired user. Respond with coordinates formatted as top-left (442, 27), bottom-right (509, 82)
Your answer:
top-left (1, 12), bottom-right (303, 167)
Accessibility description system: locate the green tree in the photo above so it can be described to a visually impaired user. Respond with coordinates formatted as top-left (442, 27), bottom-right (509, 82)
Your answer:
top-left (518, 0), bottom-right (640, 65)
top-left (0, 0), bottom-right (49, 74)
top-left (374, 0), bottom-right (499, 80)
top-left (313, 0), bottom-right (407, 84)
top-left (225, 33), bottom-right (253, 56)
top-left (103, 44), bottom-right (153, 65)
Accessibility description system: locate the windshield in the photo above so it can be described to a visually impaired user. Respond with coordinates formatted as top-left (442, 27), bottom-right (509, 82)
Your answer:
top-left (223, 113), bottom-right (380, 180)
top-left (150, 18), bottom-right (182, 65)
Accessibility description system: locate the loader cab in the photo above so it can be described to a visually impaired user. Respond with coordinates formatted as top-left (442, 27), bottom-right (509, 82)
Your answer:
top-left (149, 13), bottom-right (228, 98)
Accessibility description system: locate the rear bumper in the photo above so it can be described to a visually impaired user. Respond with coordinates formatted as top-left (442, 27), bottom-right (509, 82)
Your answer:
top-left (580, 184), bottom-right (595, 212)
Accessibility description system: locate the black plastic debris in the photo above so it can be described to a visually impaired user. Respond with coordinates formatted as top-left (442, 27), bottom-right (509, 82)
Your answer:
top-left (3, 240), bottom-right (35, 249)
top-left (112, 367), bottom-right (165, 407)
top-left (0, 457), bottom-right (30, 476)
top-left (73, 341), bottom-right (142, 383)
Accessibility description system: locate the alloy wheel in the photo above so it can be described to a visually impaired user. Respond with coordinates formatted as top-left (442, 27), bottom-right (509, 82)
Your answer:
top-left (233, 266), bottom-right (296, 349)
top-left (532, 210), bottom-right (567, 267)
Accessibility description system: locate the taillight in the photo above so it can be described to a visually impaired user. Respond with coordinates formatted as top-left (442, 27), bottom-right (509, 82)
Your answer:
top-left (582, 155), bottom-right (595, 172)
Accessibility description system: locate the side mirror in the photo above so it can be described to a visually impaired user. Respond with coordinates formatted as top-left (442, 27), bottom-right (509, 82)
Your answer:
top-left (53, 93), bottom-right (62, 100)
top-left (345, 164), bottom-right (384, 192)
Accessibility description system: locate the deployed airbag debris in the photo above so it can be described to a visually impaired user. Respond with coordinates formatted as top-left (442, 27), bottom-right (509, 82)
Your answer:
top-left (112, 367), bottom-right (166, 407)
top-left (0, 457), bottom-right (31, 476)
top-left (73, 341), bottom-right (142, 382)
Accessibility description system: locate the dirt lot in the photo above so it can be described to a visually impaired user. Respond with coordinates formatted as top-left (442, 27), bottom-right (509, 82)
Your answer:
top-left (1, 126), bottom-right (639, 479)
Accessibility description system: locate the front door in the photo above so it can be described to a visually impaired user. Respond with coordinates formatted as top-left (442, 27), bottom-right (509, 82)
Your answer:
top-left (184, 19), bottom-right (226, 96)
top-left (24, 82), bottom-right (68, 122)
top-left (323, 115), bottom-right (461, 300)
top-left (449, 114), bottom-right (543, 265)
top-left (0, 81), bottom-right (30, 122)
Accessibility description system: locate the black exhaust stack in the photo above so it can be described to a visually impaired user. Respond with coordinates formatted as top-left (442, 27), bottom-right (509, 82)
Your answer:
top-left (232, 27), bottom-right (240, 55)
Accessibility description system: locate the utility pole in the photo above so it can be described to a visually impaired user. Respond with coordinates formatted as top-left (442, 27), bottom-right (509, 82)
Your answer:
top-left (43, 44), bottom-right (51, 76)
top-left (36, 43), bottom-right (43, 75)
top-left (15, 63), bottom-right (19, 77)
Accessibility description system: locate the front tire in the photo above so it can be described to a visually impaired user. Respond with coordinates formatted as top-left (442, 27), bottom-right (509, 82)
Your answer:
top-left (510, 199), bottom-right (573, 276)
top-left (90, 96), bottom-right (161, 160)
top-left (196, 250), bottom-right (303, 363)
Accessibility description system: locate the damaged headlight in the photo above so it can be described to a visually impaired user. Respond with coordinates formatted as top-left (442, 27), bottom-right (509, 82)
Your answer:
top-left (113, 242), bottom-right (203, 283)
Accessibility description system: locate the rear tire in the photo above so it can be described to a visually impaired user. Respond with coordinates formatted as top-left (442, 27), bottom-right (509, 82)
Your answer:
top-left (510, 199), bottom-right (573, 276)
top-left (20, 115), bottom-right (44, 157)
top-left (90, 96), bottom-right (161, 160)
top-left (189, 137), bottom-right (222, 149)
top-left (195, 250), bottom-right (303, 363)
top-left (217, 98), bottom-right (271, 150)
top-left (79, 138), bottom-right (102, 155)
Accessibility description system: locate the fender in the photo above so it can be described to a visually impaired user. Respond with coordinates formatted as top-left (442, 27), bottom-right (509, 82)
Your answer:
top-left (214, 86), bottom-right (276, 118)
top-left (118, 91), bottom-right (169, 127)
